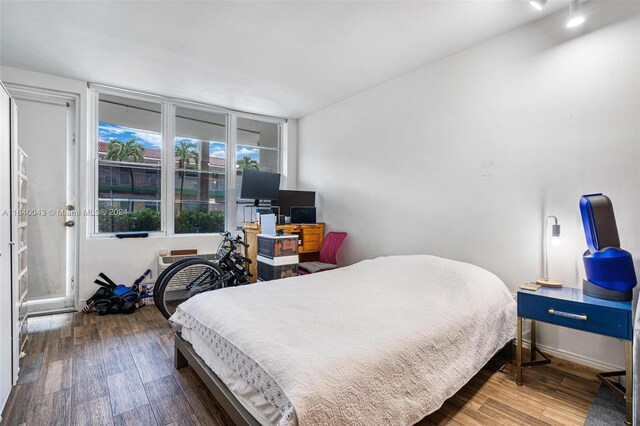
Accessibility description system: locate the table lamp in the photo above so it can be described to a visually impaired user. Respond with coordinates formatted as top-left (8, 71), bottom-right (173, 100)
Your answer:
top-left (537, 215), bottom-right (563, 287)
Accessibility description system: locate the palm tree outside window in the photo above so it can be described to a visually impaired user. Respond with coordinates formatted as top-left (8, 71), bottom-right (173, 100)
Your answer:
top-left (97, 93), bottom-right (163, 233)
top-left (105, 138), bottom-right (145, 193)
top-left (175, 140), bottom-right (199, 212)
top-left (237, 156), bottom-right (259, 171)
top-left (95, 90), bottom-right (282, 235)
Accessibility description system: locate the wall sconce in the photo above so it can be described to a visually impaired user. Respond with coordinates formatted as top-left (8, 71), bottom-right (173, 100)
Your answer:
top-left (537, 215), bottom-right (563, 287)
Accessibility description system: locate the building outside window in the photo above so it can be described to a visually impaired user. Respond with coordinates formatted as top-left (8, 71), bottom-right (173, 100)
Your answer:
top-left (235, 117), bottom-right (280, 228)
top-left (93, 88), bottom-right (283, 236)
top-left (173, 107), bottom-right (227, 234)
top-left (97, 94), bottom-right (163, 233)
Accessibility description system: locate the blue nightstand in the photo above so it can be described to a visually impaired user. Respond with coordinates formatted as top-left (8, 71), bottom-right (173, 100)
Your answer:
top-left (516, 286), bottom-right (633, 424)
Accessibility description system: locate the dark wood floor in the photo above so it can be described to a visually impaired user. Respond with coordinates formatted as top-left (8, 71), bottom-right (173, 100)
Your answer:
top-left (1, 307), bottom-right (601, 426)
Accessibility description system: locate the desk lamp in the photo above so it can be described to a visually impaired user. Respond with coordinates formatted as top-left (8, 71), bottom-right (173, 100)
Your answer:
top-left (537, 215), bottom-right (563, 287)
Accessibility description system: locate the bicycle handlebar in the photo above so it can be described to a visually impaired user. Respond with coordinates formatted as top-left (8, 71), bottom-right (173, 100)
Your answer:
top-left (220, 231), bottom-right (246, 244)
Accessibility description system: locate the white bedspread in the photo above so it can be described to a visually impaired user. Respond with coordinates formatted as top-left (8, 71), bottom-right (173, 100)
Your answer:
top-left (171, 255), bottom-right (516, 426)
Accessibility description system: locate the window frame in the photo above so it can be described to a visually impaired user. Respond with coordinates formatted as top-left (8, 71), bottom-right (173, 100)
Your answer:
top-left (88, 85), bottom-right (285, 238)
top-left (169, 101), bottom-right (230, 235)
top-left (234, 113), bottom-right (283, 228)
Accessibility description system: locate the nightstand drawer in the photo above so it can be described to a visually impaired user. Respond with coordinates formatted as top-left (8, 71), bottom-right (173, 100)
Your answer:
top-left (518, 292), bottom-right (631, 340)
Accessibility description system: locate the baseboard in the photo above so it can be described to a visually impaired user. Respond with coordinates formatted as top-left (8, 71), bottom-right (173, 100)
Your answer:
top-left (515, 315), bottom-right (624, 372)
top-left (29, 307), bottom-right (78, 317)
top-left (519, 337), bottom-right (624, 372)
top-left (534, 342), bottom-right (624, 372)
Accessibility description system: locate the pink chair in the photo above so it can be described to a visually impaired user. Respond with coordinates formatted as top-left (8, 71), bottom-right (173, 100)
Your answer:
top-left (298, 231), bottom-right (348, 275)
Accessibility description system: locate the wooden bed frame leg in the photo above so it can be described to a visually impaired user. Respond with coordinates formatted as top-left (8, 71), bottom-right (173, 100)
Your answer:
top-left (175, 345), bottom-right (188, 369)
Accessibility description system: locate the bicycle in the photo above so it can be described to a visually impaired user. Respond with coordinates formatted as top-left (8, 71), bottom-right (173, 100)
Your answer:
top-left (154, 232), bottom-right (252, 319)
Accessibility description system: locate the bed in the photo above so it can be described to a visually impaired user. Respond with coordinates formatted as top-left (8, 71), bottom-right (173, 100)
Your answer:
top-left (170, 255), bottom-right (516, 425)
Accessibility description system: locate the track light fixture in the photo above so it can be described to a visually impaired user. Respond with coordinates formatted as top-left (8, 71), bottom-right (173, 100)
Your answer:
top-left (566, 0), bottom-right (586, 28)
top-left (529, 0), bottom-right (547, 11)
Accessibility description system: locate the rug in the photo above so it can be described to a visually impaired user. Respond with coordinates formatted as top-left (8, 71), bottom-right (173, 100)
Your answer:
top-left (584, 384), bottom-right (627, 425)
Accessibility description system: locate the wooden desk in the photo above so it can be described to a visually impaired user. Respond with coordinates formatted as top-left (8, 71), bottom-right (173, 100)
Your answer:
top-left (243, 222), bottom-right (325, 283)
top-left (516, 286), bottom-right (633, 424)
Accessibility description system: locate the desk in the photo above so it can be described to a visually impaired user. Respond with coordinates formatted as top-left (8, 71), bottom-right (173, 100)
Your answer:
top-left (243, 222), bottom-right (324, 283)
top-left (516, 286), bottom-right (633, 424)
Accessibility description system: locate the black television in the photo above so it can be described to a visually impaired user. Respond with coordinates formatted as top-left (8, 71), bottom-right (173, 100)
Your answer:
top-left (275, 190), bottom-right (316, 216)
top-left (240, 169), bottom-right (281, 206)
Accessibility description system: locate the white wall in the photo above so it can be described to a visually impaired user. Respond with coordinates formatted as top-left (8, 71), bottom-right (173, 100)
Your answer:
top-left (0, 66), bottom-right (297, 305)
top-left (298, 2), bottom-right (640, 369)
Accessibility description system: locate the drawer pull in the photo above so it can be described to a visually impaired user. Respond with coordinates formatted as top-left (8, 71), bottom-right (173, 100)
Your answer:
top-left (548, 309), bottom-right (588, 321)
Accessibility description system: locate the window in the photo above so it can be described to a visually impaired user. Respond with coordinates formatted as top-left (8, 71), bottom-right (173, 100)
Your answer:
top-left (235, 118), bottom-right (280, 228)
top-left (92, 86), bottom-right (283, 236)
top-left (97, 94), bottom-right (163, 233)
top-left (174, 107), bottom-right (227, 234)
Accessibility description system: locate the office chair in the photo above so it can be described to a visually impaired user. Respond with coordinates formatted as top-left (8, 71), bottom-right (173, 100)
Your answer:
top-left (298, 231), bottom-right (348, 275)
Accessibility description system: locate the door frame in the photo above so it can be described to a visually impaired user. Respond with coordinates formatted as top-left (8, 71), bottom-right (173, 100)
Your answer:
top-left (6, 84), bottom-right (80, 313)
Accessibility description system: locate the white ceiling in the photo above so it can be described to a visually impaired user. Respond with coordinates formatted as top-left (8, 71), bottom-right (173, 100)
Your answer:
top-left (1, 1), bottom-right (566, 119)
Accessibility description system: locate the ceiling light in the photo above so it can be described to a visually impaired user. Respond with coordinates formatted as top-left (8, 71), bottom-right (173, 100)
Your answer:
top-left (566, 0), bottom-right (586, 28)
top-left (529, 0), bottom-right (547, 11)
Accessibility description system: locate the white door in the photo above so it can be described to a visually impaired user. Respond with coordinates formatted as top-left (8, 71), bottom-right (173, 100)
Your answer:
top-left (10, 89), bottom-right (78, 314)
top-left (0, 87), bottom-right (13, 414)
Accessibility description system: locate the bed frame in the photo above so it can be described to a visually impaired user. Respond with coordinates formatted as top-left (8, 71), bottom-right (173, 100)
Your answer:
top-left (175, 332), bottom-right (515, 426)
top-left (174, 332), bottom-right (261, 426)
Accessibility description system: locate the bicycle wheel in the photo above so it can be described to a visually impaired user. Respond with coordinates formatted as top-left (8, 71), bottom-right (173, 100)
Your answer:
top-left (152, 257), bottom-right (195, 309)
top-left (155, 258), bottom-right (224, 319)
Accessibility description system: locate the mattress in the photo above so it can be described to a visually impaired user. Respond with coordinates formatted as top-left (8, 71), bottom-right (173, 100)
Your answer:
top-left (178, 326), bottom-right (294, 424)
top-left (171, 255), bottom-right (516, 425)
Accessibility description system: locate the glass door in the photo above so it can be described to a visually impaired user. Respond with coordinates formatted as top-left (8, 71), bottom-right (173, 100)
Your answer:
top-left (10, 89), bottom-right (78, 313)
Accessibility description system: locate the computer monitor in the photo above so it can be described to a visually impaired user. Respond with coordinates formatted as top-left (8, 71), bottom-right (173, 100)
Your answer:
top-left (240, 169), bottom-right (281, 206)
top-left (275, 190), bottom-right (315, 217)
top-left (291, 206), bottom-right (317, 224)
